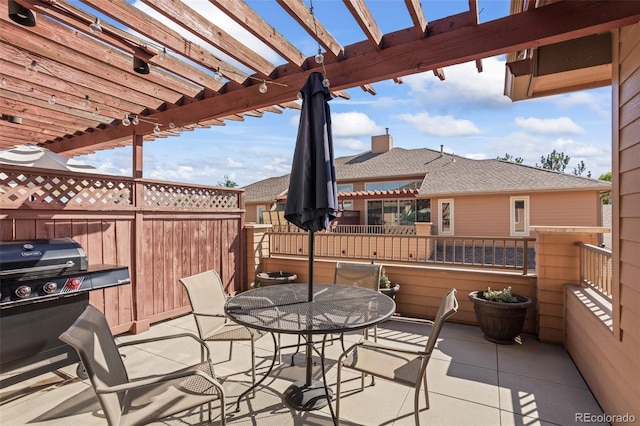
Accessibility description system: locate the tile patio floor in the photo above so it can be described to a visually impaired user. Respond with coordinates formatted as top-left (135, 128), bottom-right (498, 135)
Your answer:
top-left (0, 314), bottom-right (606, 426)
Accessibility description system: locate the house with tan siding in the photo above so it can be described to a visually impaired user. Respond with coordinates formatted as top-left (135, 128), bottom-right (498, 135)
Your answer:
top-left (244, 132), bottom-right (610, 238)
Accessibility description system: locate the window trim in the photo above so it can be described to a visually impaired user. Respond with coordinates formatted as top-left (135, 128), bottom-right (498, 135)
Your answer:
top-left (438, 199), bottom-right (454, 235)
top-left (257, 205), bottom-right (266, 224)
top-left (509, 196), bottom-right (530, 236)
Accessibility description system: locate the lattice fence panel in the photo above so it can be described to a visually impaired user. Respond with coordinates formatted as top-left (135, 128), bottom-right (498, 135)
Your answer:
top-left (0, 170), bottom-right (133, 208)
top-left (142, 182), bottom-right (240, 210)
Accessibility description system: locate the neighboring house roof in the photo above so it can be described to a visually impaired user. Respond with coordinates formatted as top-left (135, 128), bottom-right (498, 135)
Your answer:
top-left (335, 148), bottom-right (442, 180)
top-left (243, 174), bottom-right (290, 203)
top-left (419, 156), bottom-right (611, 196)
top-left (243, 146), bottom-right (610, 203)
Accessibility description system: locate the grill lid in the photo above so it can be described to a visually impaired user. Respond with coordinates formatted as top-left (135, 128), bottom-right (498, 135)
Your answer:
top-left (0, 238), bottom-right (88, 280)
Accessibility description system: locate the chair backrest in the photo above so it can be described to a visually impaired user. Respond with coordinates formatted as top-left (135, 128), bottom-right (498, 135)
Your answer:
top-left (424, 288), bottom-right (458, 356)
top-left (180, 270), bottom-right (227, 339)
top-left (59, 305), bottom-right (128, 425)
top-left (334, 262), bottom-right (382, 291)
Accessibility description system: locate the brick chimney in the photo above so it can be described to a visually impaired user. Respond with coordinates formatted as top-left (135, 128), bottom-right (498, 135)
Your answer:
top-left (371, 128), bottom-right (393, 153)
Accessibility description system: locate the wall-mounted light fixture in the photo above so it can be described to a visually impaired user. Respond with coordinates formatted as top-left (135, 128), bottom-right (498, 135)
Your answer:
top-left (89, 18), bottom-right (102, 34)
top-left (133, 57), bottom-right (149, 74)
top-left (8, 0), bottom-right (36, 27)
top-left (25, 60), bottom-right (37, 75)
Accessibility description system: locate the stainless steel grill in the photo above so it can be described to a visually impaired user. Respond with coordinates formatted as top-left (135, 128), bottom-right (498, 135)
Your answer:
top-left (0, 238), bottom-right (130, 385)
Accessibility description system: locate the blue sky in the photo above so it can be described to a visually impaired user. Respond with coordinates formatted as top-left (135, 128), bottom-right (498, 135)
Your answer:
top-left (76, 1), bottom-right (613, 187)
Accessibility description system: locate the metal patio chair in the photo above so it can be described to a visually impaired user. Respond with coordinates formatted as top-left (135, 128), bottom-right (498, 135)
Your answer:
top-left (334, 262), bottom-right (383, 341)
top-left (59, 304), bottom-right (226, 426)
top-left (180, 269), bottom-right (265, 397)
top-left (336, 288), bottom-right (458, 425)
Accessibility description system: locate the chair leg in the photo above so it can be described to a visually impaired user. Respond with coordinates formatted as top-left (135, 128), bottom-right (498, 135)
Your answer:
top-left (423, 373), bottom-right (429, 409)
top-left (251, 339), bottom-right (257, 398)
top-left (219, 387), bottom-right (227, 426)
top-left (291, 335), bottom-right (302, 366)
top-left (414, 385), bottom-right (421, 426)
top-left (228, 341), bottom-right (233, 360)
top-left (277, 333), bottom-right (282, 364)
top-left (336, 363), bottom-right (342, 424)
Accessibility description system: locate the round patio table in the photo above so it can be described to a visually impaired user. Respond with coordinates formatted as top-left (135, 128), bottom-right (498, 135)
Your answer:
top-left (225, 283), bottom-right (396, 421)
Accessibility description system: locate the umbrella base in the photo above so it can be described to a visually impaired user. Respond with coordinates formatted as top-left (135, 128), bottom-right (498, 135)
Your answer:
top-left (283, 379), bottom-right (333, 411)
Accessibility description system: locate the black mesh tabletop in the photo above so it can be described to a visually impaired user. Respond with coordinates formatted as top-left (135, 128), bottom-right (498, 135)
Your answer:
top-left (224, 284), bottom-right (396, 335)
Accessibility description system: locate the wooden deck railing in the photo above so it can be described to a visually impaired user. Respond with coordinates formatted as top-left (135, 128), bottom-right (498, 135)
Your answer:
top-left (270, 224), bottom-right (417, 234)
top-left (268, 231), bottom-right (535, 274)
top-left (578, 243), bottom-right (613, 298)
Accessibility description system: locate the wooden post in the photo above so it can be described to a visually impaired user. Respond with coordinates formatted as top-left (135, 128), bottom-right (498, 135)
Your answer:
top-left (131, 134), bottom-right (150, 333)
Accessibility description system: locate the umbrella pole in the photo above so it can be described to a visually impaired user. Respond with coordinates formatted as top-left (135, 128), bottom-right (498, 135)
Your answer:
top-left (305, 230), bottom-right (314, 385)
top-left (308, 230), bottom-right (314, 302)
top-left (285, 229), bottom-right (333, 411)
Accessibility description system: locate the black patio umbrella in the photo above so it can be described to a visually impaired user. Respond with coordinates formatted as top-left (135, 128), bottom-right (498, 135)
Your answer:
top-left (285, 71), bottom-right (338, 302)
top-left (283, 71), bottom-right (338, 411)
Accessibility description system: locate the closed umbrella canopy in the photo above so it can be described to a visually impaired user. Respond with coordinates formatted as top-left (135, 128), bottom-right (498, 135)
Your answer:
top-left (285, 72), bottom-right (338, 232)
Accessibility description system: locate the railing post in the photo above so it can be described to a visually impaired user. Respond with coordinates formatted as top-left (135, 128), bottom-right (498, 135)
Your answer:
top-left (245, 223), bottom-right (273, 288)
top-left (522, 239), bottom-right (529, 275)
top-left (531, 226), bottom-right (607, 343)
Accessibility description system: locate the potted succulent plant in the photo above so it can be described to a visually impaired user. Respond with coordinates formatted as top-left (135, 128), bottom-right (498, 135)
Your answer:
top-left (379, 270), bottom-right (400, 299)
top-left (468, 286), bottom-right (532, 344)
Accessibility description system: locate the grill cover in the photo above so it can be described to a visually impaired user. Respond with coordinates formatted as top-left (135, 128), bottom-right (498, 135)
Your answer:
top-left (0, 238), bottom-right (88, 281)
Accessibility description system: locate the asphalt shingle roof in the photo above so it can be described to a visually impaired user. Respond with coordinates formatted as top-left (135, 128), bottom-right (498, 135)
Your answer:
top-left (242, 147), bottom-right (610, 203)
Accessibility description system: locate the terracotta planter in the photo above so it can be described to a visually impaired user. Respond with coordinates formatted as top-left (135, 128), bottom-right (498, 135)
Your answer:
top-left (468, 290), bottom-right (532, 344)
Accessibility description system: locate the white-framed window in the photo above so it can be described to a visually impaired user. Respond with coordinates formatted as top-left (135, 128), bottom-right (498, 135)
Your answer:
top-left (366, 199), bottom-right (420, 226)
top-left (438, 199), bottom-right (454, 235)
top-left (365, 180), bottom-right (421, 191)
top-left (336, 184), bottom-right (353, 192)
top-left (257, 205), bottom-right (266, 224)
top-left (510, 196), bottom-right (530, 236)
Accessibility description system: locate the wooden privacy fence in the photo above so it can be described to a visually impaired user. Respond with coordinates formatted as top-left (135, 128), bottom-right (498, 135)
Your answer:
top-left (0, 165), bottom-right (245, 334)
top-left (268, 231), bottom-right (535, 274)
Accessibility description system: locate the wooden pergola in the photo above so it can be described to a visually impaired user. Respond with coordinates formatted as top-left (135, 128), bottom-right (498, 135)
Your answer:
top-left (1, 0), bottom-right (640, 157)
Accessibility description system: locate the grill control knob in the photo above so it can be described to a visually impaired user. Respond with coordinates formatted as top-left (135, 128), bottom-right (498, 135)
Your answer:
top-left (43, 282), bottom-right (58, 294)
top-left (15, 285), bottom-right (32, 298)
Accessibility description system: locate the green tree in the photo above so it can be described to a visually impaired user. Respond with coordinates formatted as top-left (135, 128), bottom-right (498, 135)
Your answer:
top-left (572, 160), bottom-right (591, 178)
top-left (497, 153), bottom-right (524, 164)
top-left (599, 171), bottom-right (612, 204)
top-left (536, 149), bottom-right (570, 172)
top-left (218, 174), bottom-right (237, 188)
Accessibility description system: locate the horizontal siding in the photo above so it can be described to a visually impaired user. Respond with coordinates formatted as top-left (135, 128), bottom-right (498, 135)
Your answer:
top-left (432, 191), bottom-right (602, 237)
top-left (263, 257), bottom-right (538, 334)
top-left (530, 192), bottom-right (600, 227)
top-left (566, 288), bottom-right (639, 420)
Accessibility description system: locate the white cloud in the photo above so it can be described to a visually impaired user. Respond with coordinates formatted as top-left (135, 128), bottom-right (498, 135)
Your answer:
top-left (331, 112), bottom-right (384, 137)
top-left (554, 91), bottom-right (610, 118)
top-left (225, 157), bottom-right (243, 168)
top-left (403, 56), bottom-right (511, 107)
top-left (515, 117), bottom-right (585, 135)
top-left (396, 112), bottom-right (481, 137)
top-left (334, 137), bottom-right (368, 150)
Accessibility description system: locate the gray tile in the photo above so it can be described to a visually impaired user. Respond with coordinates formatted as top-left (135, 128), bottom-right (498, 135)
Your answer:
top-left (497, 335), bottom-right (588, 388)
top-left (0, 314), bottom-right (604, 426)
top-left (428, 357), bottom-right (500, 408)
top-left (498, 371), bottom-right (605, 426)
